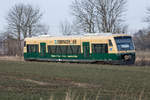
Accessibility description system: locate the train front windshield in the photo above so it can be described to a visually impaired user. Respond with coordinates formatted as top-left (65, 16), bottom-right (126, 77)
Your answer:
top-left (114, 36), bottom-right (135, 51)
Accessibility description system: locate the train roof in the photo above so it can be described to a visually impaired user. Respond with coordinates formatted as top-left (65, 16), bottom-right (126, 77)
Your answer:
top-left (25, 33), bottom-right (130, 41)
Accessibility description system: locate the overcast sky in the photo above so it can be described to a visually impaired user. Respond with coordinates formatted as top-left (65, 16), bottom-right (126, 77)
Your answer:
top-left (0, 0), bottom-right (150, 34)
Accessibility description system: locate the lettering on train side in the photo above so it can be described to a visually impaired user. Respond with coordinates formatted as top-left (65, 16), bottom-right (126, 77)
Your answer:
top-left (54, 40), bottom-right (77, 44)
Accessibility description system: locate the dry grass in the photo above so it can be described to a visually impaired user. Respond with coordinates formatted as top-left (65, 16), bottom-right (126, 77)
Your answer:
top-left (38, 89), bottom-right (147, 100)
top-left (136, 51), bottom-right (150, 61)
top-left (136, 50), bottom-right (150, 66)
top-left (0, 56), bottom-right (24, 61)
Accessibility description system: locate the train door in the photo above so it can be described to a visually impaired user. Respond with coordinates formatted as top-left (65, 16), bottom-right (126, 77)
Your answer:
top-left (82, 42), bottom-right (90, 58)
top-left (40, 43), bottom-right (46, 57)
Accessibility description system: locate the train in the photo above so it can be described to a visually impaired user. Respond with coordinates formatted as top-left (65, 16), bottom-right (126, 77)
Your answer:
top-left (24, 33), bottom-right (136, 64)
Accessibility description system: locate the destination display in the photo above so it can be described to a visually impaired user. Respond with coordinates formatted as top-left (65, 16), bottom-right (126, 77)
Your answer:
top-left (55, 40), bottom-right (77, 44)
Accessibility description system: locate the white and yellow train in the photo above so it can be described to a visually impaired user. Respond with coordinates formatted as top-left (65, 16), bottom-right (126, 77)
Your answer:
top-left (24, 33), bottom-right (136, 64)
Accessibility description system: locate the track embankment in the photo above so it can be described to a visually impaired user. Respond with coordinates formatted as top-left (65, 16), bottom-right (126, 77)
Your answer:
top-left (0, 55), bottom-right (150, 66)
top-left (0, 56), bottom-right (24, 61)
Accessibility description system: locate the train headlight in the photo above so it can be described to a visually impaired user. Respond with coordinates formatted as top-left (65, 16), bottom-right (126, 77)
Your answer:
top-left (124, 55), bottom-right (131, 60)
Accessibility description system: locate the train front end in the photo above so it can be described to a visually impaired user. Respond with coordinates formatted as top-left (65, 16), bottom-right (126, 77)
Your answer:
top-left (114, 36), bottom-right (136, 64)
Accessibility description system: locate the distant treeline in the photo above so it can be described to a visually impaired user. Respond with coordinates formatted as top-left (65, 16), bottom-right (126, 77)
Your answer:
top-left (133, 29), bottom-right (150, 51)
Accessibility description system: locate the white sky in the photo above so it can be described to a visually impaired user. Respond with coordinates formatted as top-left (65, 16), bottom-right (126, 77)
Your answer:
top-left (0, 0), bottom-right (150, 34)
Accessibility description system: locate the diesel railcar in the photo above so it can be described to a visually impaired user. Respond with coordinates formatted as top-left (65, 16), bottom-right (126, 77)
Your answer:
top-left (24, 33), bottom-right (136, 64)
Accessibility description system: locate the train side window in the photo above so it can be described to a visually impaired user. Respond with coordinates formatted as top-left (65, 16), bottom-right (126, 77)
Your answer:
top-left (48, 46), bottom-right (56, 54)
top-left (48, 45), bottom-right (64, 55)
top-left (27, 45), bottom-right (39, 53)
top-left (48, 46), bottom-right (50, 53)
top-left (67, 45), bottom-right (81, 55)
top-left (109, 40), bottom-right (113, 46)
top-left (34, 45), bottom-right (39, 53)
top-left (24, 41), bottom-right (26, 47)
top-left (67, 46), bottom-right (73, 55)
top-left (60, 46), bottom-right (67, 55)
top-left (48, 45), bottom-right (81, 55)
top-left (55, 46), bottom-right (61, 54)
top-left (104, 44), bottom-right (108, 53)
top-left (92, 44), bottom-right (108, 54)
top-left (71, 45), bottom-right (81, 54)
top-left (27, 45), bottom-right (30, 52)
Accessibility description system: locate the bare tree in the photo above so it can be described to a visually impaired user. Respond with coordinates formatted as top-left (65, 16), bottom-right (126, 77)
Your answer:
top-left (59, 20), bottom-right (73, 36)
top-left (6, 4), bottom-right (43, 55)
top-left (94, 0), bottom-right (126, 33)
top-left (134, 7), bottom-right (150, 50)
top-left (22, 4), bottom-right (42, 37)
top-left (144, 8), bottom-right (150, 24)
top-left (32, 24), bottom-right (49, 36)
top-left (134, 28), bottom-right (150, 50)
top-left (71, 0), bottom-right (96, 33)
top-left (6, 4), bottom-right (43, 38)
top-left (71, 0), bottom-right (127, 33)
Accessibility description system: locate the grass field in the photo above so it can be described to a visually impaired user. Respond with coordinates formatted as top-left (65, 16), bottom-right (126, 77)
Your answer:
top-left (0, 60), bottom-right (150, 100)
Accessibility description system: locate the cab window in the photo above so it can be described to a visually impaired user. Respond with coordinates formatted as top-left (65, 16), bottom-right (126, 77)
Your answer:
top-left (109, 40), bottom-right (113, 46)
